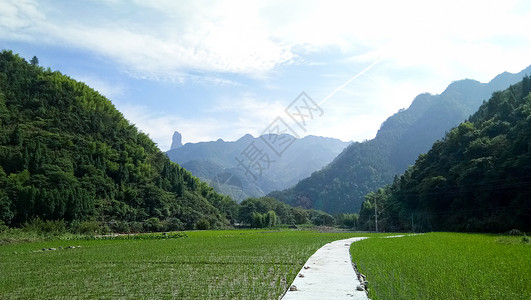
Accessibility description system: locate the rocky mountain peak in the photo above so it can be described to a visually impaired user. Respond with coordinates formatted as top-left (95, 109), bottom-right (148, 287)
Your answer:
top-left (170, 131), bottom-right (183, 150)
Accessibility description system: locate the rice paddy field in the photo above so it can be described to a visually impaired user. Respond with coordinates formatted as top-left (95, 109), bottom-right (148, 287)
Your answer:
top-left (0, 229), bottom-right (366, 299)
top-left (351, 232), bottom-right (531, 300)
top-left (1, 230), bottom-right (530, 299)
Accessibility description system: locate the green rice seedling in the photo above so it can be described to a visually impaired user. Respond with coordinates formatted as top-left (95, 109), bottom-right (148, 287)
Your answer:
top-left (351, 232), bottom-right (531, 300)
top-left (0, 229), bottom-right (371, 299)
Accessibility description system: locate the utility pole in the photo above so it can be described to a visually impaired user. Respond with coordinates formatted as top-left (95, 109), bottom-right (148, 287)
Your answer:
top-left (374, 196), bottom-right (378, 233)
top-left (411, 213), bottom-right (414, 233)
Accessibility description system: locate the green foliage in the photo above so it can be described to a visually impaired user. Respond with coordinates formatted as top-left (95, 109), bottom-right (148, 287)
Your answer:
top-left (195, 218), bottom-right (211, 230)
top-left (250, 210), bottom-right (278, 228)
top-left (361, 77), bottom-right (531, 232)
top-left (23, 218), bottom-right (66, 236)
top-left (71, 221), bottom-right (101, 235)
top-left (143, 217), bottom-right (163, 232)
top-left (239, 196), bottom-right (330, 227)
top-left (308, 209), bottom-right (335, 226)
top-left (75, 232), bottom-right (188, 240)
top-left (271, 72), bottom-right (530, 215)
top-left (0, 50), bottom-right (235, 229)
top-left (522, 233), bottom-right (530, 244)
top-left (336, 213), bottom-right (359, 229)
top-left (0, 220), bottom-right (8, 232)
top-left (352, 233), bottom-right (531, 299)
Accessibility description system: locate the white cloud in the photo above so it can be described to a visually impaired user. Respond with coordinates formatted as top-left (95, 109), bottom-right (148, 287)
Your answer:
top-left (2, 0), bottom-right (531, 146)
top-left (2, 0), bottom-right (531, 83)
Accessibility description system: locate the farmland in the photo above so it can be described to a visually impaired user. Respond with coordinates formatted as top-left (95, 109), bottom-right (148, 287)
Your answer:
top-left (351, 232), bottom-right (531, 300)
top-left (2, 230), bottom-right (530, 299)
top-left (0, 229), bottom-right (366, 299)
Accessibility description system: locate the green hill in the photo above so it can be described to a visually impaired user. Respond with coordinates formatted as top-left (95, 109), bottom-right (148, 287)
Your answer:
top-left (360, 77), bottom-right (531, 232)
top-left (0, 50), bottom-right (236, 230)
top-left (269, 66), bottom-right (531, 214)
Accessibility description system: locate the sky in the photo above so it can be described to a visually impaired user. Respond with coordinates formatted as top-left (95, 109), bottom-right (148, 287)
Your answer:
top-left (1, 0), bottom-right (531, 151)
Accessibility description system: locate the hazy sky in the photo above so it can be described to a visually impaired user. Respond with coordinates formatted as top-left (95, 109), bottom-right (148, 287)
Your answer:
top-left (1, 0), bottom-right (531, 150)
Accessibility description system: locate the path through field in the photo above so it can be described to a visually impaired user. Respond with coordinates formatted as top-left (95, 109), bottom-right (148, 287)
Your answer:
top-left (281, 237), bottom-right (369, 300)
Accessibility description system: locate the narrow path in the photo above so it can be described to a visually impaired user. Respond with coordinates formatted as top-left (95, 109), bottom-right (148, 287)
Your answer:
top-left (281, 237), bottom-right (369, 300)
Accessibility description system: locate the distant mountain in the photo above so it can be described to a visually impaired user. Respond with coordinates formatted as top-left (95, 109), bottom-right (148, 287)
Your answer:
top-left (359, 76), bottom-right (531, 232)
top-left (269, 65), bottom-right (531, 214)
top-left (0, 50), bottom-right (236, 229)
top-left (166, 134), bottom-right (350, 202)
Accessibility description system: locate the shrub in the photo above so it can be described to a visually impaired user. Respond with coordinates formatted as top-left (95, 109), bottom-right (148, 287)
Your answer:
top-left (111, 221), bottom-right (131, 233)
top-left (78, 221), bottom-right (101, 235)
top-left (522, 234), bottom-right (530, 244)
top-left (508, 229), bottom-right (523, 236)
top-left (23, 218), bottom-right (66, 235)
top-left (144, 217), bottom-right (164, 232)
top-left (164, 217), bottom-right (184, 231)
top-left (129, 222), bottom-right (144, 233)
top-left (0, 220), bottom-right (8, 233)
top-left (195, 218), bottom-right (211, 230)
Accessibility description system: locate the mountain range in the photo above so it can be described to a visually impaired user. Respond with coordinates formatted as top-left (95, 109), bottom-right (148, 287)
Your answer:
top-left (166, 133), bottom-right (349, 202)
top-left (269, 65), bottom-right (531, 214)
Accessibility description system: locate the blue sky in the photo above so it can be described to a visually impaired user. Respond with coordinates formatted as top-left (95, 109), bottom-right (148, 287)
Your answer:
top-left (1, 0), bottom-right (531, 150)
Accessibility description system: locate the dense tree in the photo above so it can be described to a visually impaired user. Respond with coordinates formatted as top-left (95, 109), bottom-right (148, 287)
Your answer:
top-left (359, 77), bottom-right (531, 232)
top-left (0, 50), bottom-right (235, 229)
top-left (270, 67), bottom-right (531, 214)
top-left (30, 56), bottom-right (38, 66)
top-left (238, 196), bottom-right (333, 227)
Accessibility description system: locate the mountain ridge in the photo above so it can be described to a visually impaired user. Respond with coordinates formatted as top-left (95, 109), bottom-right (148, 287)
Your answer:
top-left (358, 76), bottom-right (531, 232)
top-left (269, 65), bottom-right (531, 214)
top-left (166, 133), bottom-right (350, 202)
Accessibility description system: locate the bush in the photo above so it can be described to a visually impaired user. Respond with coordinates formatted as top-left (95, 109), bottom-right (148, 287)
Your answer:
top-left (23, 218), bottom-right (66, 235)
top-left (164, 217), bottom-right (184, 231)
top-left (78, 221), bottom-right (101, 235)
top-left (507, 229), bottom-right (523, 236)
top-left (337, 213), bottom-right (359, 229)
top-left (195, 218), bottom-right (211, 230)
top-left (522, 234), bottom-right (530, 244)
top-left (144, 217), bottom-right (164, 232)
top-left (111, 221), bottom-right (131, 233)
top-left (0, 220), bottom-right (8, 233)
top-left (129, 222), bottom-right (144, 233)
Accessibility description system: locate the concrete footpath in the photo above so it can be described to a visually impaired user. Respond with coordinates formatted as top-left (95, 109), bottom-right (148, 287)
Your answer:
top-left (281, 237), bottom-right (369, 300)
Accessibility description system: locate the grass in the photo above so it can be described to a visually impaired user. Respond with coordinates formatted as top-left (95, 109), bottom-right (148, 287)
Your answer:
top-left (351, 232), bottom-right (531, 300)
top-left (0, 229), bottom-right (368, 299)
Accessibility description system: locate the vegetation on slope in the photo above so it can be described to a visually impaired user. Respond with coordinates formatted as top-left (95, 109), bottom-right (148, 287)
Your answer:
top-left (359, 78), bottom-right (531, 232)
top-left (270, 67), bottom-right (531, 214)
top-left (0, 50), bottom-right (237, 230)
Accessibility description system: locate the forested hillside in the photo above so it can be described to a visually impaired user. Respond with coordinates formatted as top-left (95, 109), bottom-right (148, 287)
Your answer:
top-left (0, 50), bottom-right (237, 230)
top-left (359, 77), bottom-right (531, 232)
top-left (270, 66), bottom-right (531, 214)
